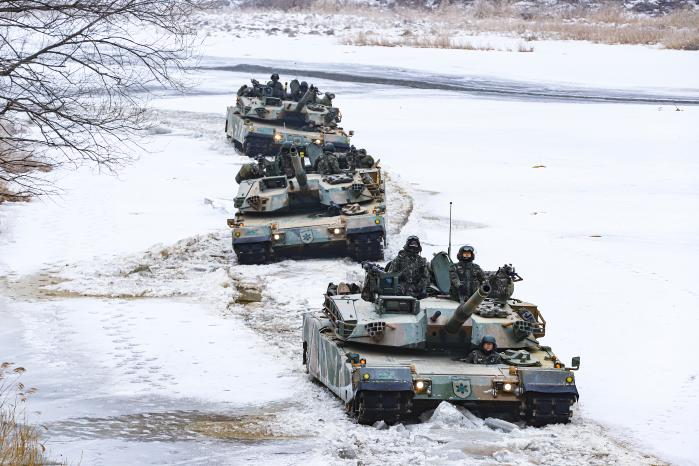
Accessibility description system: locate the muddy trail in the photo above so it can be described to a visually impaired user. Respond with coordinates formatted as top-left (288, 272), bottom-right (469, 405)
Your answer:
top-left (199, 61), bottom-right (699, 105)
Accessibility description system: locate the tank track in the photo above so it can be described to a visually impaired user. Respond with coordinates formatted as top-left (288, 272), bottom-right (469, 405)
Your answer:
top-left (354, 391), bottom-right (413, 425)
top-left (524, 393), bottom-right (576, 426)
top-left (234, 242), bottom-right (274, 265)
top-left (348, 232), bottom-right (384, 262)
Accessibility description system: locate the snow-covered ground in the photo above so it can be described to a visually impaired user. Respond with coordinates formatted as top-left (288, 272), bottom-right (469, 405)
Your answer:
top-left (1, 13), bottom-right (698, 466)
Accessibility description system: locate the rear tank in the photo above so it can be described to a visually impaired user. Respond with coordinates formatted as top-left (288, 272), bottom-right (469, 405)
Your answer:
top-left (228, 143), bottom-right (386, 264)
top-left (302, 253), bottom-right (580, 425)
top-left (225, 78), bottom-right (352, 157)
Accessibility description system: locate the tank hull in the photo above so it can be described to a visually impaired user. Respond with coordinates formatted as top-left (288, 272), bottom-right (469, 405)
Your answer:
top-left (230, 211), bottom-right (385, 264)
top-left (302, 312), bottom-right (578, 426)
top-left (225, 107), bottom-right (351, 157)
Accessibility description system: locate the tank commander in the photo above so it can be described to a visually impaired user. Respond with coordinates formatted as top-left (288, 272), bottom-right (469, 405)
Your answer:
top-left (267, 73), bottom-right (285, 98)
top-left (464, 335), bottom-right (502, 365)
top-left (385, 235), bottom-right (430, 299)
top-left (316, 143), bottom-right (341, 175)
top-left (449, 244), bottom-right (485, 302)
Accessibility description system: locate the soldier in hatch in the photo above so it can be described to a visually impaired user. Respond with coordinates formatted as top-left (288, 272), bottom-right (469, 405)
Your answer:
top-left (316, 143), bottom-right (341, 175)
top-left (464, 335), bottom-right (502, 365)
top-left (318, 92), bottom-right (335, 107)
top-left (272, 142), bottom-right (297, 178)
top-left (385, 236), bottom-right (430, 299)
top-left (449, 244), bottom-right (485, 302)
top-left (267, 73), bottom-right (285, 98)
top-left (234, 155), bottom-right (266, 184)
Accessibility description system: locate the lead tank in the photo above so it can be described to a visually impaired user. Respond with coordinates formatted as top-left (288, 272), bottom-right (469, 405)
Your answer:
top-left (302, 252), bottom-right (580, 425)
top-left (225, 79), bottom-right (352, 157)
top-left (228, 144), bottom-right (386, 264)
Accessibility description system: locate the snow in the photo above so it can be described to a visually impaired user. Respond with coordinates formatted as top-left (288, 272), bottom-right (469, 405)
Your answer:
top-left (2, 14), bottom-right (699, 466)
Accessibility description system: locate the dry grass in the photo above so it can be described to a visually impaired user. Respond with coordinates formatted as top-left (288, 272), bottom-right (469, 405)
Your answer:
top-left (344, 31), bottom-right (535, 52)
top-left (247, 0), bottom-right (699, 50)
top-left (0, 363), bottom-right (62, 465)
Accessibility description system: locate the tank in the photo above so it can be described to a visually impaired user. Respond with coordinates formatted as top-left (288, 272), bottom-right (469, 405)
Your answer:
top-left (227, 143), bottom-right (386, 264)
top-left (225, 78), bottom-right (353, 157)
top-left (302, 252), bottom-right (580, 426)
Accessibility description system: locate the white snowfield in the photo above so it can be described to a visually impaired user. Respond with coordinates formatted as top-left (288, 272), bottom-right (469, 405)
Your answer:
top-left (1, 16), bottom-right (698, 466)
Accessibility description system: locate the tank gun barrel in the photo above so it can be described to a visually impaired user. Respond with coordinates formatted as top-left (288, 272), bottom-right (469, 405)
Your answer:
top-left (445, 283), bottom-right (491, 334)
top-left (294, 86), bottom-right (317, 112)
top-left (291, 151), bottom-right (307, 188)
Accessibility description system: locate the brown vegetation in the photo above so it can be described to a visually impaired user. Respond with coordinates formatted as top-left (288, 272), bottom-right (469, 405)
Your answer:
top-left (0, 363), bottom-right (61, 465)
top-left (242, 0), bottom-right (699, 50)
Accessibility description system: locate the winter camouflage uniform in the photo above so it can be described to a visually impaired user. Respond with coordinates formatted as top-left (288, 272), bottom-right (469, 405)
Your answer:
top-left (267, 73), bottom-right (285, 98)
top-left (449, 245), bottom-right (485, 301)
top-left (316, 152), bottom-right (340, 175)
top-left (385, 236), bottom-right (430, 299)
top-left (235, 160), bottom-right (264, 184)
top-left (464, 335), bottom-right (502, 365)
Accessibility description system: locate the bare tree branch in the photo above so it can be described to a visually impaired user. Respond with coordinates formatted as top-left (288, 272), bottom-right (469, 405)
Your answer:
top-left (0, 0), bottom-right (210, 200)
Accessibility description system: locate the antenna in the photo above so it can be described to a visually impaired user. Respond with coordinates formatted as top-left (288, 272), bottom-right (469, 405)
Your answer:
top-left (448, 201), bottom-right (453, 258)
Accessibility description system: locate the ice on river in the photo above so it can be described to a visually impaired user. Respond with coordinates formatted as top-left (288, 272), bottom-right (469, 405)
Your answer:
top-left (2, 28), bottom-right (698, 465)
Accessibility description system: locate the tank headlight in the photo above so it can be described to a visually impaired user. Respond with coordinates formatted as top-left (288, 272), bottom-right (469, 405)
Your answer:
top-left (362, 373), bottom-right (370, 381)
top-left (566, 376), bottom-right (574, 384)
top-left (374, 219), bottom-right (380, 225)
top-left (273, 133), bottom-right (282, 142)
top-left (413, 379), bottom-right (431, 394)
top-left (503, 383), bottom-right (512, 392)
top-left (314, 138), bottom-right (322, 145)
top-left (333, 228), bottom-right (341, 234)
top-left (273, 233), bottom-right (281, 240)
top-left (234, 231), bottom-right (241, 237)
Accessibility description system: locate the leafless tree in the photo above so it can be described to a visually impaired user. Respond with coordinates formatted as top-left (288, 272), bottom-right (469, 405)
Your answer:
top-left (0, 0), bottom-right (210, 200)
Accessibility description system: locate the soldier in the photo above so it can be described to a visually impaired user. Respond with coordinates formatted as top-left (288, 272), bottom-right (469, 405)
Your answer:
top-left (318, 92), bottom-right (335, 107)
top-left (385, 236), bottom-right (430, 299)
top-left (267, 73), bottom-right (285, 98)
top-left (464, 335), bottom-right (502, 365)
top-left (297, 81), bottom-right (309, 100)
top-left (234, 157), bottom-right (265, 184)
top-left (272, 142), bottom-right (296, 178)
top-left (316, 143), bottom-right (341, 175)
top-left (449, 244), bottom-right (485, 302)
top-left (356, 148), bottom-right (375, 168)
top-left (288, 79), bottom-right (300, 100)
top-left (236, 84), bottom-right (249, 97)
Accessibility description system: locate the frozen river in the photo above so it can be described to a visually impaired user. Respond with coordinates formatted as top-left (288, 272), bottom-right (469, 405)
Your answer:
top-left (1, 34), bottom-right (698, 465)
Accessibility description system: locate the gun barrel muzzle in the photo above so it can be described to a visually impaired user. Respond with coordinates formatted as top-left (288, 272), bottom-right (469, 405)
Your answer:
top-left (445, 283), bottom-right (491, 334)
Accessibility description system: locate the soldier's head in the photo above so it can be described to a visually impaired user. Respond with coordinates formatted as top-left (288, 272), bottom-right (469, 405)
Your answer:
top-left (480, 335), bottom-right (497, 353)
top-left (458, 245), bottom-right (475, 262)
top-left (404, 235), bottom-right (422, 254)
top-left (323, 142), bottom-right (336, 153)
top-left (300, 81), bottom-right (309, 91)
top-left (270, 73), bottom-right (280, 82)
top-left (358, 148), bottom-right (367, 155)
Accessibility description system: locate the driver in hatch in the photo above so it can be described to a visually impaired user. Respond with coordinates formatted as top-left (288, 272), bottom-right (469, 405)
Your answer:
top-left (464, 335), bottom-right (502, 365)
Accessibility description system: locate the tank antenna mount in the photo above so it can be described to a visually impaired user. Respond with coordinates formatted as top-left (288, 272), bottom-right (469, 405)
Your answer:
top-left (448, 201), bottom-right (453, 258)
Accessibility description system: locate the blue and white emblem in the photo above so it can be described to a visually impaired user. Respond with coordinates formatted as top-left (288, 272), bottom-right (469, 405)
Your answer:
top-left (300, 229), bottom-right (314, 244)
top-left (452, 380), bottom-right (471, 399)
